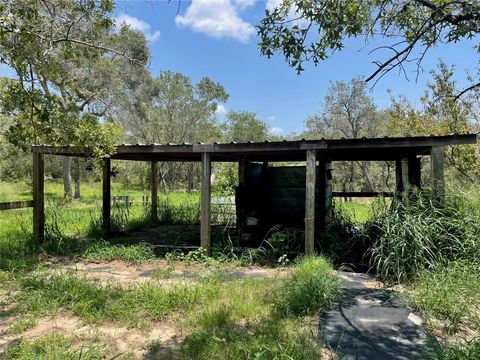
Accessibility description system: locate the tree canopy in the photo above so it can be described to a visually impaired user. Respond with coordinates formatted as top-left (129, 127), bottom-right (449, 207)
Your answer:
top-left (258, 0), bottom-right (480, 97)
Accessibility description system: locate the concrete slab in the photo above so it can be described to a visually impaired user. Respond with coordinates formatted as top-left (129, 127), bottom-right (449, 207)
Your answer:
top-left (319, 272), bottom-right (431, 360)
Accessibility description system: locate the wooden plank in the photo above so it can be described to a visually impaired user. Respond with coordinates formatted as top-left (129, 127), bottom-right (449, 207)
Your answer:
top-left (0, 200), bottom-right (34, 211)
top-left (151, 161), bottom-right (158, 222)
top-left (305, 149), bottom-right (316, 255)
top-left (200, 152), bottom-right (212, 255)
top-left (431, 146), bottom-right (445, 196)
top-left (102, 158), bottom-right (111, 231)
top-left (33, 152), bottom-right (44, 243)
top-left (332, 192), bottom-right (394, 198)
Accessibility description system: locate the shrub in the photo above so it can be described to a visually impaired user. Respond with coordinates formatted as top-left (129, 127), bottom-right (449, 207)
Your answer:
top-left (275, 256), bottom-right (340, 316)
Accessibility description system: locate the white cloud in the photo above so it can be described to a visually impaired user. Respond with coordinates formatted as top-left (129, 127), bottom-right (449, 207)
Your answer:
top-left (270, 127), bottom-right (284, 135)
top-left (147, 31), bottom-right (161, 42)
top-left (116, 13), bottom-right (161, 42)
top-left (175, 0), bottom-right (255, 43)
top-left (235, 0), bottom-right (256, 10)
top-left (215, 103), bottom-right (228, 117)
top-left (266, 0), bottom-right (281, 11)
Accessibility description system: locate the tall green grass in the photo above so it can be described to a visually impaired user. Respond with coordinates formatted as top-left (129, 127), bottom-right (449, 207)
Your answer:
top-left (362, 190), bottom-right (480, 282)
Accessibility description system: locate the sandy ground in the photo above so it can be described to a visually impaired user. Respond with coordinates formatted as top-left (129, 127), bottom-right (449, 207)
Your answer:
top-left (55, 259), bottom-right (288, 288)
top-left (0, 259), bottom-right (288, 358)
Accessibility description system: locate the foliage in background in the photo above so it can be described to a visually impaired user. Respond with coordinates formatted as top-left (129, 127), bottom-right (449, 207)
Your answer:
top-left (386, 62), bottom-right (480, 181)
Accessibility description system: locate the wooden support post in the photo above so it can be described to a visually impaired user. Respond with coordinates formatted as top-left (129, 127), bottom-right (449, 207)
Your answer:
top-left (237, 159), bottom-right (246, 230)
top-left (431, 146), bottom-right (445, 196)
top-left (401, 158), bottom-right (410, 195)
top-left (102, 158), bottom-right (111, 231)
top-left (305, 149), bottom-right (316, 255)
top-left (200, 152), bottom-right (212, 256)
top-left (408, 157), bottom-right (421, 189)
top-left (260, 161), bottom-right (269, 227)
top-left (325, 160), bottom-right (333, 225)
top-left (33, 152), bottom-right (45, 243)
top-left (318, 157), bottom-right (333, 233)
top-left (151, 161), bottom-right (158, 222)
top-left (395, 159), bottom-right (410, 198)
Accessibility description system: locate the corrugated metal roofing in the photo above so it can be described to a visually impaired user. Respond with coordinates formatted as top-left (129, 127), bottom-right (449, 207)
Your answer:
top-left (31, 133), bottom-right (478, 162)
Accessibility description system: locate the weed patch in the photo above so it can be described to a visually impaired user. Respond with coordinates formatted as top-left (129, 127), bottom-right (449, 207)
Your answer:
top-left (406, 260), bottom-right (480, 333)
top-left (83, 241), bottom-right (155, 264)
top-left (275, 256), bottom-right (340, 316)
top-left (2, 333), bottom-right (111, 359)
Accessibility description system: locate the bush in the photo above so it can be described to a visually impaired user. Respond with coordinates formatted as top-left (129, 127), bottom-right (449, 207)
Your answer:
top-left (362, 190), bottom-right (480, 282)
top-left (275, 256), bottom-right (340, 316)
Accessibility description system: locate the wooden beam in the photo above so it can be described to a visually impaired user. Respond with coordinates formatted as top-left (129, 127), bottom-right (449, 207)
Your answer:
top-left (33, 153), bottom-right (44, 243)
top-left (395, 158), bottom-right (410, 199)
top-left (305, 149), bottom-right (316, 255)
top-left (102, 158), bottom-right (111, 231)
top-left (0, 200), bottom-right (34, 211)
top-left (332, 191), bottom-right (394, 198)
top-left (431, 146), bottom-right (445, 196)
top-left (200, 152), bottom-right (212, 255)
top-left (151, 161), bottom-right (158, 222)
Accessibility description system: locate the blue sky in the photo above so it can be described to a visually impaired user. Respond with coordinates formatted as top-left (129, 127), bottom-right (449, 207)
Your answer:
top-left (115, 0), bottom-right (478, 135)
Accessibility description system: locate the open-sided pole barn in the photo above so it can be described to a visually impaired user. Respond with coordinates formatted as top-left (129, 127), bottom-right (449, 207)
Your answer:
top-left (31, 134), bottom-right (477, 254)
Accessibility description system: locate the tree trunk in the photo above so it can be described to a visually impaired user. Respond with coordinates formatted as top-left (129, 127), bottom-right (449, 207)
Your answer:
top-left (62, 156), bottom-right (72, 200)
top-left (358, 161), bottom-right (376, 192)
top-left (73, 159), bottom-right (81, 199)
